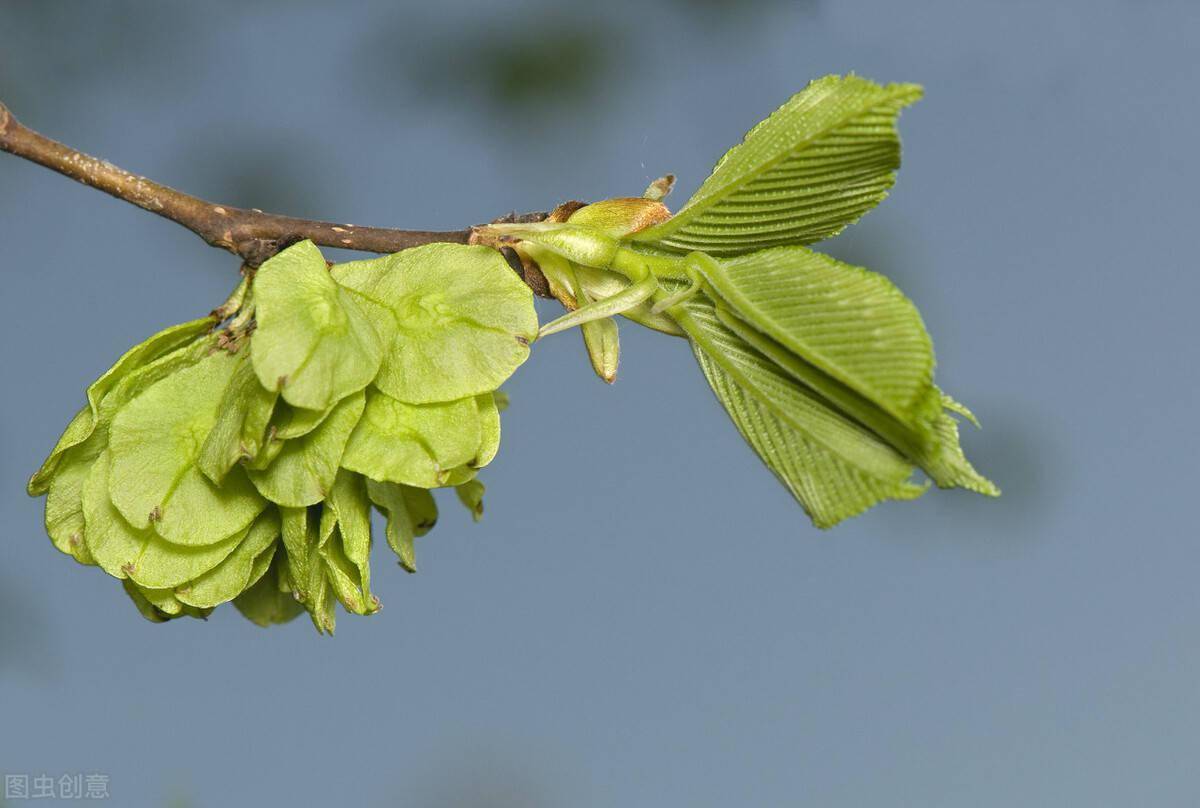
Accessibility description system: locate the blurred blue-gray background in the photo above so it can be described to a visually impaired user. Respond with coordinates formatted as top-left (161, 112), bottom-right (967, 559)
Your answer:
top-left (2, 1), bottom-right (1197, 805)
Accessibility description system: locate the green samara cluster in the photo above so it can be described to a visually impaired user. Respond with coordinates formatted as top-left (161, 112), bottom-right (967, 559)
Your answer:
top-left (26, 241), bottom-right (537, 632)
top-left (482, 74), bottom-right (998, 527)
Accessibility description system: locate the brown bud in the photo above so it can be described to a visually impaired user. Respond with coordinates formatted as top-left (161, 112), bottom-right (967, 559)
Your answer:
top-left (566, 197), bottom-right (672, 238)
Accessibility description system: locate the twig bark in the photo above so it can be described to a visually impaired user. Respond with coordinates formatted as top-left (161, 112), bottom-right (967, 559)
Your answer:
top-left (0, 100), bottom-right (547, 273)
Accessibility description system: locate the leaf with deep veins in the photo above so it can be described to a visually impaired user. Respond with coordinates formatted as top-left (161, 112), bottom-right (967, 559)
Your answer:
top-left (715, 303), bottom-right (997, 495)
top-left (918, 397), bottom-right (1000, 496)
top-left (635, 74), bottom-right (922, 255)
top-left (695, 247), bottom-right (940, 433)
top-left (675, 295), bottom-right (925, 527)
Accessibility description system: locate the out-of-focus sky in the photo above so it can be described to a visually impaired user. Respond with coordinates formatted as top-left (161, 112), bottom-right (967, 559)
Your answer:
top-left (1, 1), bottom-right (1197, 805)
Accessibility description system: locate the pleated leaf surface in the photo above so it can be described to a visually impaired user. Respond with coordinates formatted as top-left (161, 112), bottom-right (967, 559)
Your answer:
top-left (635, 75), bottom-right (921, 255)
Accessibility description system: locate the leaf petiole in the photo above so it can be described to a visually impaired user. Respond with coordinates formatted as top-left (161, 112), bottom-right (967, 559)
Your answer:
top-left (649, 255), bottom-right (708, 314)
top-left (536, 260), bottom-right (658, 338)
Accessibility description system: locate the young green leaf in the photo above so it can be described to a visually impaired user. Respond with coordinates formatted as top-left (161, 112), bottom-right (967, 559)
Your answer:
top-left (341, 387), bottom-right (481, 488)
top-left (251, 240), bottom-right (383, 411)
top-left (108, 349), bottom-right (266, 544)
top-left (246, 389), bottom-right (365, 507)
top-left (28, 317), bottom-right (215, 495)
top-left (675, 295), bottom-right (925, 527)
top-left (634, 74), bottom-right (922, 255)
top-left (715, 302), bottom-right (920, 448)
top-left (693, 247), bottom-right (941, 433)
top-left (84, 451), bottom-right (247, 588)
top-left (715, 304), bottom-right (997, 495)
top-left (917, 397), bottom-right (1001, 497)
top-left (331, 244), bottom-right (537, 403)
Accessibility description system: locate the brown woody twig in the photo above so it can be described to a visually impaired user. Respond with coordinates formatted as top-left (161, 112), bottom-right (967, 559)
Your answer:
top-left (0, 100), bottom-right (550, 285)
